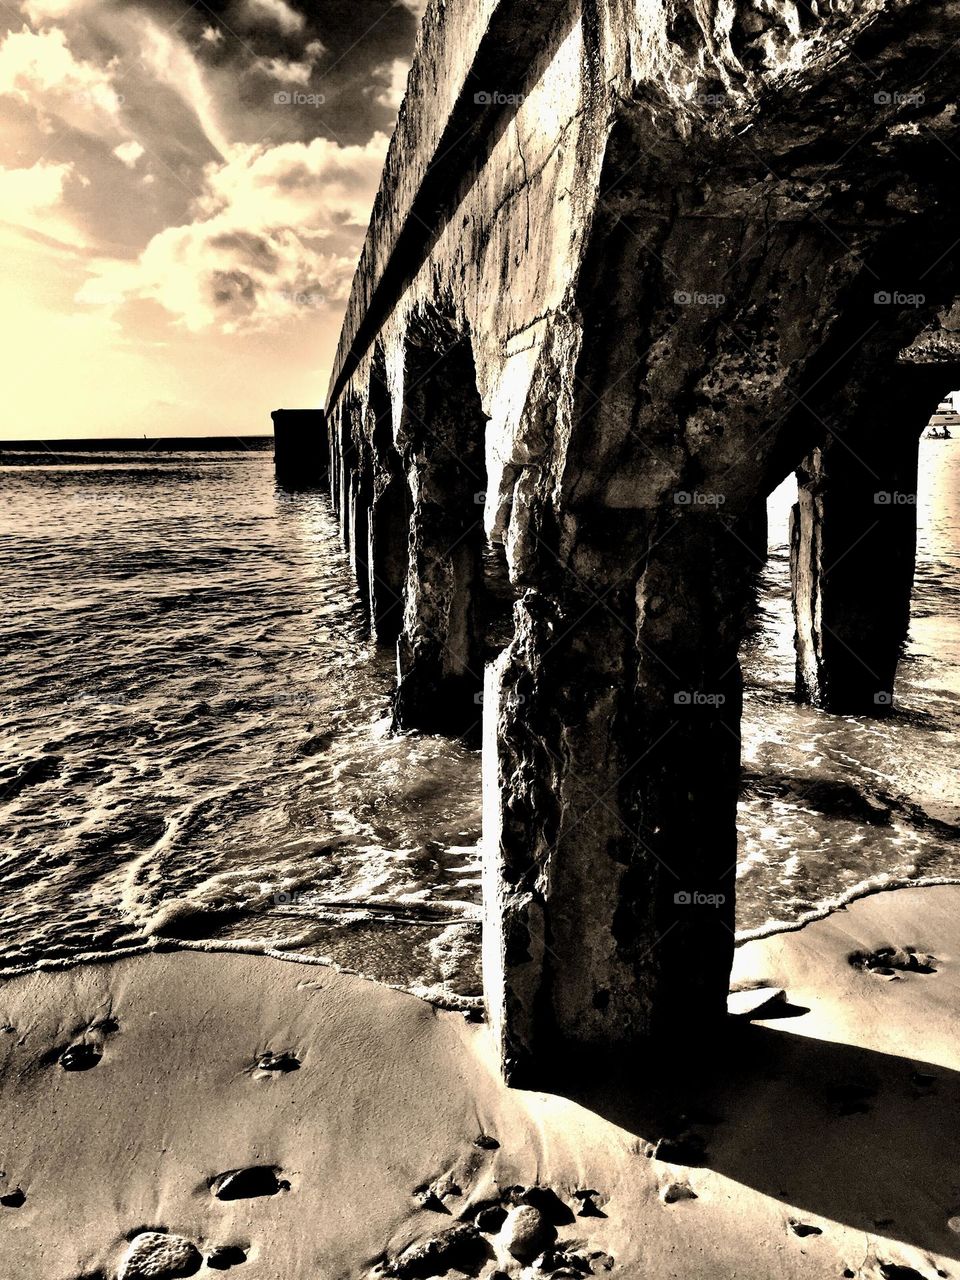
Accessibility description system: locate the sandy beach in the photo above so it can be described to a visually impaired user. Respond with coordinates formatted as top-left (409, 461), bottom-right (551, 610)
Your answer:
top-left (0, 883), bottom-right (956, 1280)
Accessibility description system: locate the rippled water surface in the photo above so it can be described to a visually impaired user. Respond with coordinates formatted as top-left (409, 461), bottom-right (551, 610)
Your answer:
top-left (1, 440), bottom-right (958, 996)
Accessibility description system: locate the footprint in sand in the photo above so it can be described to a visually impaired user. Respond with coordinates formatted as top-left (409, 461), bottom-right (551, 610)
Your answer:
top-left (849, 946), bottom-right (938, 978)
top-left (50, 1014), bottom-right (121, 1072)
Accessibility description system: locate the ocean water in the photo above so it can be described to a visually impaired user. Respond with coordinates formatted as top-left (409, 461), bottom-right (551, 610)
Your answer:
top-left (1, 440), bottom-right (958, 999)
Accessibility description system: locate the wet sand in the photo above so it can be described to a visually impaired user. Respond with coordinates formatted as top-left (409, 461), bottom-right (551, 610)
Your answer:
top-left (1, 883), bottom-right (959, 1280)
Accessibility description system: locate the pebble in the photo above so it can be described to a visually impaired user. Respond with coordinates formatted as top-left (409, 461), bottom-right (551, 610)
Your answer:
top-left (211, 1165), bottom-right (286, 1200)
top-left (789, 1220), bottom-right (822, 1237)
top-left (118, 1231), bottom-right (202, 1280)
top-left (60, 1042), bottom-right (102, 1071)
top-left (475, 1204), bottom-right (507, 1233)
top-left (0, 1188), bottom-right (25, 1208)
top-left (499, 1204), bottom-right (557, 1263)
top-left (206, 1244), bottom-right (247, 1270)
top-left (386, 1224), bottom-right (484, 1278)
top-left (256, 1051), bottom-right (300, 1072)
top-left (660, 1181), bottom-right (698, 1204)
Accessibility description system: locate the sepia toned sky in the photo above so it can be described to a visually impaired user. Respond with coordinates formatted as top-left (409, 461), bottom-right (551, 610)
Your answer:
top-left (0, 0), bottom-right (423, 438)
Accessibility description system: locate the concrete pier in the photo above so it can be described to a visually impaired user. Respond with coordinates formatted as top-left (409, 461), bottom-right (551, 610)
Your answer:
top-left (319, 0), bottom-right (960, 1083)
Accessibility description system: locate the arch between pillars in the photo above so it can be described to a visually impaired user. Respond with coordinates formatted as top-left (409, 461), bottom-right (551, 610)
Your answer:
top-left (391, 311), bottom-right (489, 741)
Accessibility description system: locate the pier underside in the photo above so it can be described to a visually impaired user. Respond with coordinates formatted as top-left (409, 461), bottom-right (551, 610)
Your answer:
top-left (322, 0), bottom-right (960, 1081)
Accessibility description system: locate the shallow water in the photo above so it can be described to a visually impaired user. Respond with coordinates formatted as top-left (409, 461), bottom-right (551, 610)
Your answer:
top-left (1, 439), bottom-right (958, 998)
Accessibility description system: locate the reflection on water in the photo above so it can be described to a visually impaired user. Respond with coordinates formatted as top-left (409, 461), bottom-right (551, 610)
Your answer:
top-left (0, 439), bottom-right (957, 996)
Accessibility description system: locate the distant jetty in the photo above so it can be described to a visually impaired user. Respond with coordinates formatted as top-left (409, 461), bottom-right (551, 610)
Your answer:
top-left (0, 436), bottom-right (273, 453)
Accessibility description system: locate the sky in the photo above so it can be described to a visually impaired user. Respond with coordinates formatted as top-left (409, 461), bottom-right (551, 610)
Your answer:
top-left (0, 0), bottom-right (424, 438)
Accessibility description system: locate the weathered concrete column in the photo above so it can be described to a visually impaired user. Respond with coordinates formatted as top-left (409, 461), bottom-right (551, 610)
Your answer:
top-left (348, 439), bottom-right (373, 617)
top-left (365, 354), bottom-right (410, 645)
top-left (791, 366), bottom-right (952, 713)
top-left (392, 326), bottom-right (488, 738)
top-left (271, 409), bottom-right (328, 489)
top-left (484, 513), bottom-right (754, 1082)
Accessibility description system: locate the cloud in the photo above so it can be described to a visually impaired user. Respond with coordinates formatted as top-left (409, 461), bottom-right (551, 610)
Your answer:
top-left (371, 57), bottom-right (408, 111)
top-left (244, 0), bottom-right (305, 35)
top-left (200, 26), bottom-right (223, 45)
top-left (113, 139), bottom-right (144, 168)
top-left (19, 0), bottom-right (93, 26)
top-left (0, 25), bottom-right (124, 132)
top-left (77, 132), bottom-right (389, 332)
top-left (0, 159), bottom-right (87, 246)
top-left (254, 39), bottom-right (324, 86)
top-left (138, 18), bottom-right (230, 158)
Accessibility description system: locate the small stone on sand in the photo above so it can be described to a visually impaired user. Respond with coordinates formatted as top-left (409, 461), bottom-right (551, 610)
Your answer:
top-left (211, 1165), bottom-right (286, 1200)
top-left (660, 1181), bottom-right (698, 1204)
top-left (789, 1220), bottom-right (822, 1237)
top-left (206, 1244), bottom-right (247, 1269)
top-left (475, 1204), bottom-right (507, 1233)
top-left (60, 1042), bottom-right (102, 1071)
top-left (118, 1231), bottom-right (202, 1280)
top-left (0, 1187), bottom-right (25, 1208)
top-left (499, 1204), bottom-right (557, 1262)
top-left (386, 1223), bottom-right (485, 1278)
top-left (256, 1051), bottom-right (300, 1073)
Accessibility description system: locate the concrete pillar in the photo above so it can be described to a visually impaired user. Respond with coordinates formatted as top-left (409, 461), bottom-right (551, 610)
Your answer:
top-left (790, 365), bottom-right (951, 714)
top-left (349, 442), bottom-right (374, 616)
top-left (366, 353), bottom-right (410, 645)
top-left (392, 327), bottom-right (487, 738)
top-left (338, 413), bottom-right (353, 551)
top-left (483, 514), bottom-right (754, 1084)
top-left (271, 409), bottom-right (328, 489)
top-left (328, 407), bottom-right (342, 511)
top-left (368, 472), bottom-right (410, 644)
